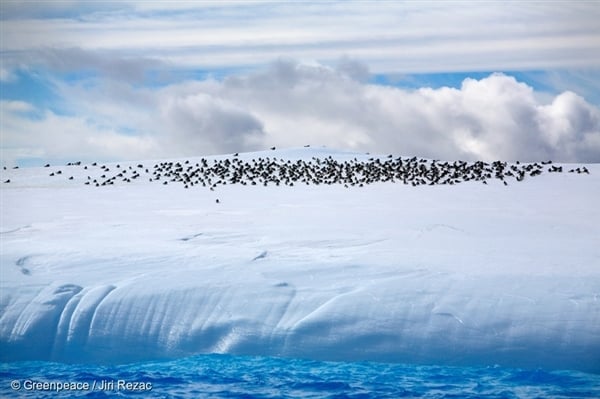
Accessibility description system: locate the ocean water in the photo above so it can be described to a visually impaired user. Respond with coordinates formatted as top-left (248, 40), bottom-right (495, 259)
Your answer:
top-left (2, 355), bottom-right (599, 398)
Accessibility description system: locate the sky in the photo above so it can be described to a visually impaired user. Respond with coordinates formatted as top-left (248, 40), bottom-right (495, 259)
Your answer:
top-left (1, 1), bottom-right (600, 166)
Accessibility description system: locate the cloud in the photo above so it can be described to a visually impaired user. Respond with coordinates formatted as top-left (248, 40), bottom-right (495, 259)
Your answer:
top-left (36, 48), bottom-right (165, 82)
top-left (2, 60), bottom-right (599, 165)
top-left (533, 69), bottom-right (600, 107)
top-left (1, 100), bottom-right (34, 113)
top-left (2, 2), bottom-right (599, 167)
top-left (0, 48), bottom-right (166, 84)
top-left (0, 67), bottom-right (17, 82)
top-left (158, 92), bottom-right (266, 155)
top-left (537, 91), bottom-right (600, 161)
top-left (2, 2), bottom-right (599, 74)
top-left (211, 62), bottom-right (600, 162)
top-left (0, 101), bottom-right (160, 165)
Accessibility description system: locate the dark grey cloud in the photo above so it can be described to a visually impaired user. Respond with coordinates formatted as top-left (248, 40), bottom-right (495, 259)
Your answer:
top-left (159, 92), bottom-right (265, 155)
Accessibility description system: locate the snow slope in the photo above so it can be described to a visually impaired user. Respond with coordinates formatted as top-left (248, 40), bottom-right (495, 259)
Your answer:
top-left (1, 148), bottom-right (599, 372)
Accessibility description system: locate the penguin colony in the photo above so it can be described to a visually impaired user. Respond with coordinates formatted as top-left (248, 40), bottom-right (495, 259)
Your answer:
top-left (3, 151), bottom-right (591, 188)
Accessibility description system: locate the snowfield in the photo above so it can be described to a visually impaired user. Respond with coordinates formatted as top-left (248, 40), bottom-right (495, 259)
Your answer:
top-left (1, 148), bottom-right (599, 372)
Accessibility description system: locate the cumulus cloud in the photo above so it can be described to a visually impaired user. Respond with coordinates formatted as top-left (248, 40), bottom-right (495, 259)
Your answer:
top-left (208, 61), bottom-right (600, 162)
top-left (2, 60), bottom-right (600, 165)
top-left (158, 92), bottom-right (265, 155)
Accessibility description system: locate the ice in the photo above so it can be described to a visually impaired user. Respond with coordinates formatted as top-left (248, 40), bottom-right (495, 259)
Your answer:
top-left (1, 147), bottom-right (599, 372)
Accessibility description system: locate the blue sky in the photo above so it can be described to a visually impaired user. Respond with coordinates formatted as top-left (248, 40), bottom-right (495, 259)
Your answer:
top-left (1, 1), bottom-right (600, 165)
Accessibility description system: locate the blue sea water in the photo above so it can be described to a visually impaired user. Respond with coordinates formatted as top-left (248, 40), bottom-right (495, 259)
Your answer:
top-left (2, 355), bottom-right (599, 398)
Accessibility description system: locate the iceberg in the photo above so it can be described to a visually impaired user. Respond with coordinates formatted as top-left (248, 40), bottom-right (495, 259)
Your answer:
top-left (1, 148), bottom-right (599, 372)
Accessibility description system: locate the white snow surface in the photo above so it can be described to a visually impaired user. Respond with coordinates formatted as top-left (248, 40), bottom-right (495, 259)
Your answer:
top-left (1, 147), bottom-right (599, 372)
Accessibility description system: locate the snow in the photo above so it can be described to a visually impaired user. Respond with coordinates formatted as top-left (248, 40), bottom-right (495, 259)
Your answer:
top-left (1, 147), bottom-right (599, 372)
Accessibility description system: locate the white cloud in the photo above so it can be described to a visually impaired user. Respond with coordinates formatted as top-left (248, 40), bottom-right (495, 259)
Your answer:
top-left (1, 103), bottom-right (161, 165)
top-left (2, 2), bottom-right (599, 73)
top-left (3, 61), bottom-right (599, 165)
top-left (1, 100), bottom-right (34, 112)
top-left (537, 91), bottom-right (600, 161)
top-left (208, 62), bottom-right (600, 162)
top-left (0, 66), bottom-right (19, 83)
